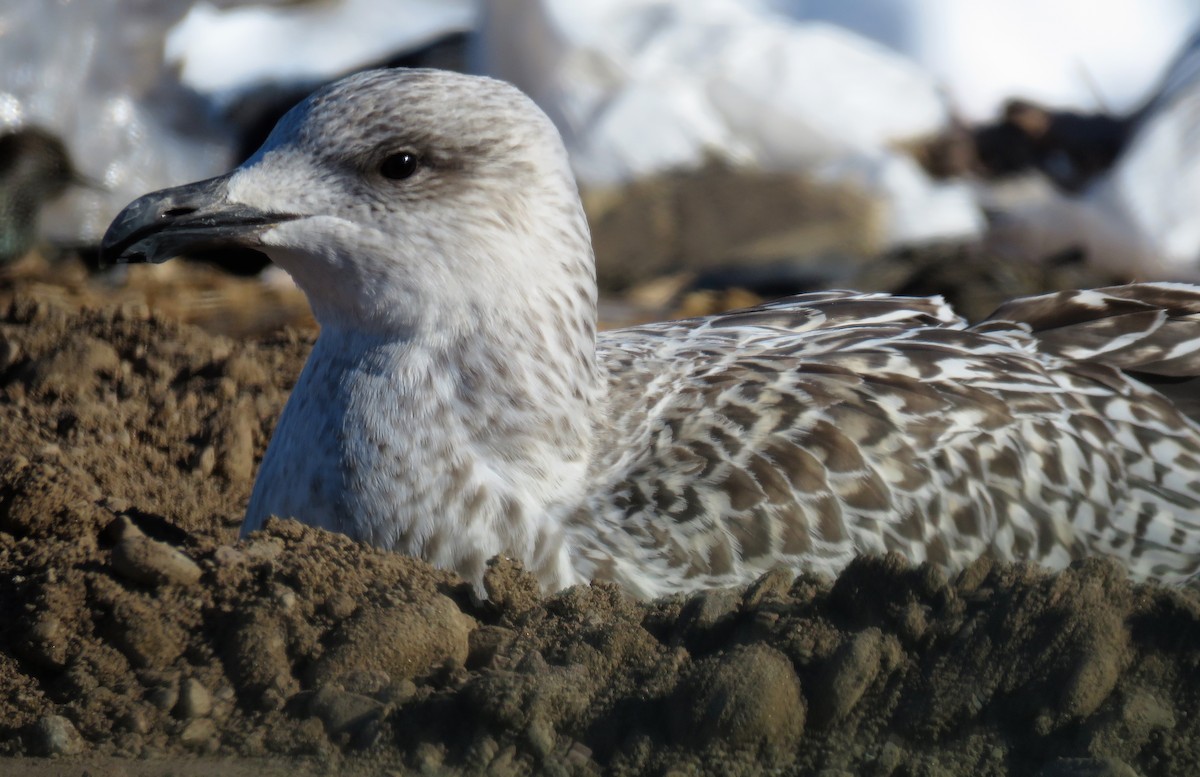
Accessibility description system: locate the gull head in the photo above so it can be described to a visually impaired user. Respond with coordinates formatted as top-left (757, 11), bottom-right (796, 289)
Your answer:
top-left (101, 69), bottom-right (595, 337)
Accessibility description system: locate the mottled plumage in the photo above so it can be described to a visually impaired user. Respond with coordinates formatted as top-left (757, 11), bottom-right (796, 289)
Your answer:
top-left (102, 69), bottom-right (1200, 598)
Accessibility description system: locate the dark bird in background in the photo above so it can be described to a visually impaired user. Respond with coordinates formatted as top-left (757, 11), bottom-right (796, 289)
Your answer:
top-left (0, 127), bottom-right (85, 265)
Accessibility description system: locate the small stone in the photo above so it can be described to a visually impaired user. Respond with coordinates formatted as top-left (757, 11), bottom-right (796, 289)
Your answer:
top-left (324, 592), bottom-right (356, 619)
top-left (179, 718), bottom-right (217, 750)
top-left (516, 649), bottom-right (549, 675)
top-left (525, 716), bottom-right (556, 759)
top-left (213, 546), bottom-right (245, 567)
top-left (28, 613), bottom-right (62, 647)
top-left (31, 714), bottom-right (83, 756)
top-left (148, 682), bottom-right (179, 712)
top-left (378, 679), bottom-right (417, 705)
top-left (273, 584), bottom-right (297, 611)
top-left (677, 587), bottom-right (741, 637)
top-left (308, 686), bottom-right (385, 737)
top-left (0, 337), bottom-right (21, 370)
top-left (741, 568), bottom-right (793, 609)
top-left (414, 742), bottom-right (445, 773)
top-left (338, 669), bottom-right (390, 697)
top-left (811, 628), bottom-right (884, 726)
top-left (116, 301), bottom-right (150, 321)
top-left (224, 612), bottom-right (298, 710)
top-left (217, 397), bottom-right (256, 483)
top-left (120, 707), bottom-right (150, 735)
top-left (110, 518), bottom-right (202, 587)
top-left (193, 444), bottom-right (216, 477)
top-left (175, 678), bottom-right (212, 719)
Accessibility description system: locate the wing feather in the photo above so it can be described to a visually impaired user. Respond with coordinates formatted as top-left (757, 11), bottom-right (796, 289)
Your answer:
top-left (571, 287), bottom-right (1200, 597)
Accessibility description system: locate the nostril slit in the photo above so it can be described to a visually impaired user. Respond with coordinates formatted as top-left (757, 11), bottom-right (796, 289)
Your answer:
top-left (161, 206), bottom-right (195, 218)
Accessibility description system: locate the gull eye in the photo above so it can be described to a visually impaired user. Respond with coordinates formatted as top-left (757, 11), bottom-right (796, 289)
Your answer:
top-left (380, 152), bottom-right (419, 180)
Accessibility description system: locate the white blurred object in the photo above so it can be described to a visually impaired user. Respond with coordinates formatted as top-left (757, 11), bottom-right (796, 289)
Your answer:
top-left (0, 0), bottom-right (232, 245)
top-left (766, 0), bottom-right (1200, 121)
top-left (166, 0), bottom-right (479, 102)
top-left (479, 0), bottom-right (983, 247)
top-left (989, 34), bottom-right (1200, 280)
top-left (0, 0), bottom-right (478, 247)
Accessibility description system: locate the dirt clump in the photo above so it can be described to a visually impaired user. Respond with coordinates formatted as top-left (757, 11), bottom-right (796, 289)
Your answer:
top-left (0, 295), bottom-right (1197, 776)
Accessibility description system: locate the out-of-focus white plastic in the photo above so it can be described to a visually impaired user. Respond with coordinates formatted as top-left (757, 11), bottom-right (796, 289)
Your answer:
top-left (479, 0), bottom-right (983, 246)
top-left (0, 0), bottom-right (232, 245)
top-left (765, 0), bottom-right (1200, 121)
top-left (166, 0), bottom-right (479, 102)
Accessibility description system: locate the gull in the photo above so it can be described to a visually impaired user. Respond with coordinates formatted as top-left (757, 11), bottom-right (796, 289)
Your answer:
top-left (102, 68), bottom-right (1200, 598)
top-left (0, 127), bottom-right (84, 264)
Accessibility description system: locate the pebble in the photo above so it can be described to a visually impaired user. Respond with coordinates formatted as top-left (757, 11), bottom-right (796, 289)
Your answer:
top-left (273, 584), bottom-right (298, 611)
top-left (26, 614), bottom-right (67, 668)
top-left (307, 686), bottom-right (385, 738)
top-left (31, 714), bottom-right (83, 756)
top-left (812, 628), bottom-right (884, 726)
top-left (148, 682), bottom-right (179, 712)
top-left (337, 669), bottom-right (390, 696)
top-left (217, 397), bottom-right (256, 483)
top-left (109, 517), bottom-right (202, 587)
top-left (179, 718), bottom-right (217, 750)
top-left (676, 587), bottom-right (741, 638)
top-left (225, 613), bottom-right (298, 710)
top-left (121, 707), bottom-right (150, 735)
top-left (213, 546), bottom-right (246, 567)
top-left (323, 592), bottom-right (357, 620)
top-left (193, 444), bottom-right (216, 477)
top-left (0, 337), bottom-right (21, 370)
top-left (175, 678), bottom-right (212, 719)
top-left (741, 568), bottom-right (793, 609)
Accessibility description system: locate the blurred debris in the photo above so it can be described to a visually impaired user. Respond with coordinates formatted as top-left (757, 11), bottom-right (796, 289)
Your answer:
top-left (967, 30), bottom-right (1200, 281)
top-left (918, 102), bottom-right (1133, 194)
top-left (586, 160), bottom-right (881, 292)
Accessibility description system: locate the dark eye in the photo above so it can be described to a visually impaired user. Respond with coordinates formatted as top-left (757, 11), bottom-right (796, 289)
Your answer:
top-left (380, 152), bottom-right (419, 180)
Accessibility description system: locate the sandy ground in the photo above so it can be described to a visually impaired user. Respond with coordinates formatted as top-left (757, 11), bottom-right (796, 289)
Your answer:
top-left (0, 168), bottom-right (1196, 775)
top-left (0, 281), bottom-right (1194, 777)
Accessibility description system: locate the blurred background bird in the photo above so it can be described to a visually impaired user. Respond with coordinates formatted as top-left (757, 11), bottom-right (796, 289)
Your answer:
top-left (0, 127), bottom-right (86, 266)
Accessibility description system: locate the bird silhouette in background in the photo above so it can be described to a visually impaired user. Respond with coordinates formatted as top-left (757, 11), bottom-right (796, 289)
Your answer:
top-left (0, 127), bottom-right (86, 265)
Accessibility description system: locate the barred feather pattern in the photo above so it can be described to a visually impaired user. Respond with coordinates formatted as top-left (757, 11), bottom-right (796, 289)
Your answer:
top-left (570, 286), bottom-right (1200, 598)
